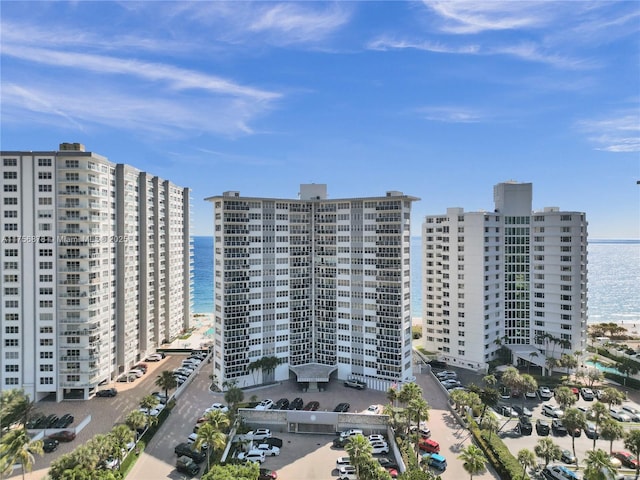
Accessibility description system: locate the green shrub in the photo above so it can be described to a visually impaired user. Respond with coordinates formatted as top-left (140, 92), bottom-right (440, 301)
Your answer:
top-left (468, 420), bottom-right (529, 480)
top-left (412, 326), bottom-right (423, 340)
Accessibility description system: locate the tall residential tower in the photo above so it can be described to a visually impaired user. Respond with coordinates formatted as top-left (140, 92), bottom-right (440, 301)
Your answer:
top-left (421, 182), bottom-right (587, 372)
top-left (0, 143), bottom-right (192, 401)
top-left (207, 184), bottom-right (418, 391)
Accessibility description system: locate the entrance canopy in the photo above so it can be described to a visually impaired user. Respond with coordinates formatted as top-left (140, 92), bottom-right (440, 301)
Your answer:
top-left (509, 344), bottom-right (546, 368)
top-left (289, 363), bottom-right (338, 383)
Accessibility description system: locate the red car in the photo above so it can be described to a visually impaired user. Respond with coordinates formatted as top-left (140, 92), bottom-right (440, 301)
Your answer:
top-left (47, 430), bottom-right (76, 442)
top-left (613, 451), bottom-right (639, 469)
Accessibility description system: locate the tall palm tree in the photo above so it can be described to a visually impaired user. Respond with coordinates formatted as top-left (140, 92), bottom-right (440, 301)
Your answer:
top-left (398, 382), bottom-right (423, 406)
top-left (195, 423), bottom-right (226, 471)
top-left (0, 427), bottom-right (43, 480)
top-left (563, 408), bottom-right (587, 464)
top-left (110, 424), bottom-right (135, 467)
top-left (125, 410), bottom-right (147, 437)
top-left (386, 386), bottom-right (398, 408)
top-left (155, 370), bottom-right (177, 401)
top-left (528, 351), bottom-right (539, 374)
top-left (480, 414), bottom-right (499, 441)
top-left (139, 395), bottom-right (160, 427)
top-left (623, 429), bottom-right (640, 480)
top-left (345, 434), bottom-right (373, 479)
top-left (583, 449), bottom-right (617, 480)
top-left (600, 418), bottom-right (625, 454)
top-left (590, 402), bottom-right (609, 450)
top-left (203, 409), bottom-right (230, 432)
top-left (517, 449), bottom-right (536, 480)
top-left (554, 386), bottom-right (577, 411)
top-left (600, 387), bottom-right (625, 409)
top-left (458, 444), bottom-right (487, 480)
top-left (535, 437), bottom-right (562, 467)
top-left (223, 384), bottom-right (244, 413)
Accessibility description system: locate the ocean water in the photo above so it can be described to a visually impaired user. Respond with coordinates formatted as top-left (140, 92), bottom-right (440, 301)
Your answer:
top-left (193, 236), bottom-right (640, 324)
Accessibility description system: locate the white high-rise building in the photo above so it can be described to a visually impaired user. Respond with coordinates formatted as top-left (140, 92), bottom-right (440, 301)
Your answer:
top-left (422, 182), bottom-right (588, 372)
top-left (207, 184), bottom-right (418, 391)
top-left (0, 143), bottom-right (192, 401)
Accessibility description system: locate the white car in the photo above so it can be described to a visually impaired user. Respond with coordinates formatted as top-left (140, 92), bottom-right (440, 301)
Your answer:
top-left (436, 371), bottom-right (457, 380)
top-left (369, 434), bottom-right (386, 443)
top-left (371, 442), bottom-right (390, 454)
top-left (145, 353), bottom-right (163, 362)
top-left (255, 443), bottom-right (280, 456)
top-left (127, 369), bottom-right (144, 378)
top-left (542, 404), bottom-right (563, 418)
top-left (539, 386), bottom-right (553, 400)
top-left (237, 450), bottom-right (265, 463)
top-left (139, 405), bottom-right (164, 417)
top-left (610, 408), bottom-right (632, 422)
top-left (525, 391), bottom-right (537, 399)
top-left (187, 433), bottom-right (208, 449)
top-left (247, 428), bottom-right (272, 440)
top-left (340, 428), bottom-right (363, 439)
top-left (621, 405), bottom-right (640, 421)
top-left (336, 456), bottom-right (352, 467)
top-left (208, 403), bottom-right (229, 413)
top-left (365, 405), bottom-right (381, 414)
top-left (339, 465), bottom-right (357, 476)
top-left (255, 399), bottom-right (274, 410)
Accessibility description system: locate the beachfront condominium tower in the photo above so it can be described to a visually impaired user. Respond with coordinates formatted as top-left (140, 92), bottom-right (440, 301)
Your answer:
top-left (421, 182), bottom-right (587, 373)
top-left (0, 143), bottom-right (192, 401)
top-left (207, 184), bottom-right (418, 391)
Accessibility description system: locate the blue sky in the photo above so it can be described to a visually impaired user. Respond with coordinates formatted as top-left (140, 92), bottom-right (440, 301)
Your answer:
top-left (2, 1), bottom-right (639, 238)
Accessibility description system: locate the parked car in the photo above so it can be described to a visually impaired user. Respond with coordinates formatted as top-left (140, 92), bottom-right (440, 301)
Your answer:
top-left (536, 419), bottom-right (551, 436)
top-left (54, 414), bottom-right (74, 428)
top-left (371, 443), bottom-right (390, 455)
top-left (47, 430), bottom-right (76, 442)
top-left (539, 386), bottom-right (553, 400)
top-left (339, 429), bottom-right (364, 439)
top-left (418, 438), bottom-right (440, 453)
top-left (152, 392), bottom-right (169, 404)
top-left (289, 398), bottom-right (304, 410)
top-left (545, 465), bottom-right (580, 480)
top-left (176, 455), bottom-right (200, 476)
top-left (333, 437), bottom-right (349, 448)
top-left (144, 353), bottom-right (162, 362)
top-left (273, 398), bottom-right (290, 410)
top-left (44, 414), bottom-right (59, 428)
top-left (621, 405), bottom-right (640, 421)
top-left (262, 437), bottom-right (283, 448)
top-left (378, 458), bottom-right (399, 470)
top-left (344, 378), bottom-right (367, 389)
top-left (255, 444), bottom-right (280, 456)
top-left (96, 388), bottom-right (118, 397)
top-left (561, 450), bottom-right (577, 464)
top-left (423, 453), bottom-right (447, 471)
top-left (247, 429), bottom-right (272, 440)
top-left (584, 423), bottom-right (599, 439)
top-left (336, 456), bottom-right (352, 466)
top-left (369, 434), bottom-right (386, 443)
top-left (542, 404), bottom-right (564, 418)
top-left (610, 408), bottom-right (632, 422)
top-left (580, 388), bottom-right (595, 401)
top-left (512, 405), bottom-right (533, 417)
top-left (208, 403), bottom-right (229, 413)
top-left (613, 451), bottom-right (640, 469)
top-left (258, 469), bottom-right (278, 480)
top-left (518, 416), bottom-right (533, 435)
top-left (127, 369), bottom-right (145, 378)
top-left (525, 390), bottom-right (538, 399)
top-left (42, 438), bottom-right (59, 453)
top-left (174, 443), bottom-right (206, 463)
top-left (237, 450), bottom-right (266, 464)
top-left (255, 399), bottom-right (274, 411)
top-left (552, 419), bottom-right (568, 436)
top-left (496, 405), bottom-right (518, 417)
top-left (435, 371), bottom-right (457, 380)
top-left (334, 402), bottom-right (350, 412)
top-left (441, 379), bottom-right (462, 389)
top-left (303, 401), bottom-right (319, 411)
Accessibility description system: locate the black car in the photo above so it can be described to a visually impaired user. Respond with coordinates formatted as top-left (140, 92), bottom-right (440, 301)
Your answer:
top-left (272, 398), bottom-right (290, 410)
top-left (96, 388), bottom-right (118, 397)
top-left (259, 469), bottom-right (278, 480)
top-left (44, 414), bottom-right (59, 429)
top-left (333, 437), bottom-right (349, 448)
top-left (174, 443), bottom-right (206, 463)
top-left (262, 437), bottom-right (283, 448)
top-left (303, 401), bottom-right (320, 411)
top-left (552, 419), bottom-right (568, 436)
top-left (536, 419), bottom-right (550, 436)
top-left (54, 414), bottom-right (74, 428)
top-left (42, 438), bottom-right (59, 453)
top-left (334, 402), bottom-right (350, 412)
top-left (26, 415), bottom-right (45, 429)
top-left (176, 456), bottom-right (199, 476)
top-left (289, 397), bottom-right (304, 410)
top-left (518, 416), bottom-right (533, 435)
top-left (378, 458), bottom-right (399, 470)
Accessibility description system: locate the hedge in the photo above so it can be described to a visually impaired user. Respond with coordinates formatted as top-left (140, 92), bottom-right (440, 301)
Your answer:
top-left (469, 419), bottom-right (529, 480)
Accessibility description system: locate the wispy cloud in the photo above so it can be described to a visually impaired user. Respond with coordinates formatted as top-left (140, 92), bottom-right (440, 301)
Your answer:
top-left (417, 106), bottom-right (487, 124)
top-left (422, 1), bottom-right (551, 34)
top-left (1, 82), bottom-right (270, 137)
top-left (368, 37), bottom-right (480, 54)
top-left (2, 45), bottom-right (280, 101)
top-left (578, 111), bottom-right (640, 153)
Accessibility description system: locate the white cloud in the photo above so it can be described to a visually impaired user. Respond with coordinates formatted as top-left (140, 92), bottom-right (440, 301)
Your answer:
top-left (423, 1), bottom-right (550, 34)
top-left (578, 112), bottom-right (640, 153)
top-left (367, 37), bottom-right (480, 54)
top-left (417, 106), bottom-right (486, 123)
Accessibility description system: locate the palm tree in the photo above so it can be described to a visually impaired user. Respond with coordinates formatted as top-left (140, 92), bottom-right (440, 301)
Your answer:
top-left (386, 386), bottom-right (398, 407)
top-left (458, 444), bottom-right (487, 480)
top-left (501, 367), bottom-right (521, 400)
top-left (480, 415), bottom-right (499, 441)
top-left (0, 427), bottom-right (43, 480)
top-left (407, 397), bottom-right (430, 435)
top-left (223, 384), bottom-right (244, 413)
top-left (345, 434), bottom-right (373, 479)
top-left (600, 418), bottom-right (625, 454)
top-left (0, 390), bottom-right (38, 431)
top-left (398, 382), bottom-right (423, 406)
top-left (591, 402), bottom-right (609, 450)
top-left (615, 359), bottom-right (639, 386)
top-left (560, 353), bottom-right (579, 376)
top-left (600, 387), bottom-right (625, 409)
top-left (584, 449), bottom-right (617, 480)
top-left (203, 409), bottom-right (230, 432)
top-left (110, 424), bottom-right (135, 468)
top-left (195, 423), bottom-right (227, 471)
top-left (535, 437), bottom-right (562, 467)
top-left (623, 429), bottom-right (640, 479)
top-left (517, 449), bottom-right (537, 480)
top-left (563, 408), bottom-right (587, 464)
top-left (125, 410), bottom-right (147, 437)
top-left (528, 351), bottom-right (539, 374)
top-left (545, 356), bottom-right (559, 377)
top-left (519, 374), bottom-right (538, 410)
top-left (554, 386), bottom-right (577, 411)
top-left (155, 370), bottom-right (177, 401)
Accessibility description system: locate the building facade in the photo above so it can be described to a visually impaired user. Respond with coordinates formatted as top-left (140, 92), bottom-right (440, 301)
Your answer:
top-left (207, 184), bottom-right (418, 391)
top-left (0, 143), bottom-right (191, 401)
top-left (421, 182), bottom-right (588, 372)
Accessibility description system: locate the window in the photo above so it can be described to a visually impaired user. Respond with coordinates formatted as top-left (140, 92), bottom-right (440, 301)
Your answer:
top-left (5, 326), bottom-right (19, 334)
top-left (38, 185), bottom-right (52, 192)
top-left (38, 158), bottom-right (52, 167)
top-left (5, 365), bottom-right (19, 372)
top-left (3, 158), bottom-right (17, 166)
top-left (38, 172), bottom-right (52, 179)
top-left (38, 197), bottom-right (52, 205)
top-left (3, 172), bottom-right (17, 179)
top-left (40, 339), bottom-right (53, 346)
top-left (4, 339), bottom-right (19, 347)
top-left (40, 377), bottom-right (54, 385)
top-left (4, 185), bottom-right (17, 192)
